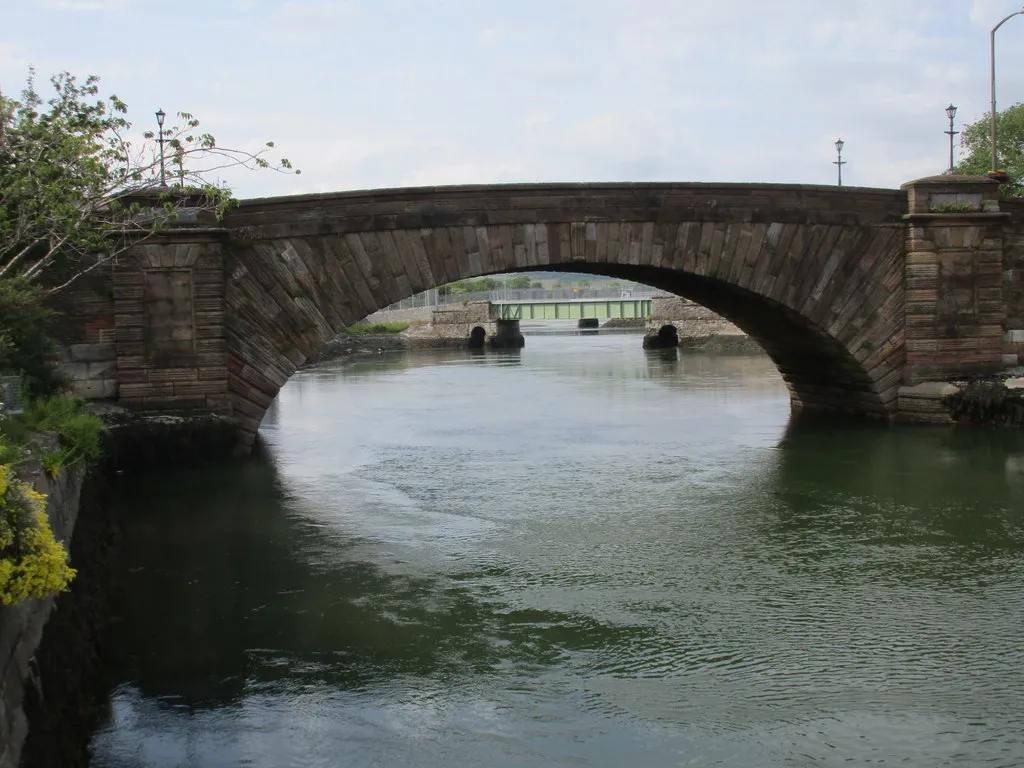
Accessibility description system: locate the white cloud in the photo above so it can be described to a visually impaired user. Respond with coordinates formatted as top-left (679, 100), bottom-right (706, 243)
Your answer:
top-left (5, 0), bottom-right (1024, 198)
top-left (41, 0), bottom-right (126, 9)
top-left (264, 0), bottom-right (361, 42)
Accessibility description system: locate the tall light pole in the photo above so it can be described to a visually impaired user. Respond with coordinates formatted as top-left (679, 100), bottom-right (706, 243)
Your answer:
top-left (155, 108), bottom-right (167, 187)
top-left (833, 138), bottom-right (846, 186)
top-left (990, 8), bottom-right (1024, 173)
top-left (945, 103), bottom-right (958, 173)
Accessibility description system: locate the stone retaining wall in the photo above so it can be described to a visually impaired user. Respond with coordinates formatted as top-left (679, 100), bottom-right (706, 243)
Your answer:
top-left (0, 454), bottom-right (85, 768)
top-left (362, 306), bottom-right (434, 325)
top-left (402, 301), bottom-right (498, 346)
top-left (646, 295), bottom-right (747, 343)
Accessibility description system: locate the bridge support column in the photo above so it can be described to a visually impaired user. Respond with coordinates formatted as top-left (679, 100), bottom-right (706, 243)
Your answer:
top-left (112, 212), bottom-right (231, 417)
top-left (901, 176), bottom-right (1009, 385)
top-left (490, 319), bottom-right (524, 348)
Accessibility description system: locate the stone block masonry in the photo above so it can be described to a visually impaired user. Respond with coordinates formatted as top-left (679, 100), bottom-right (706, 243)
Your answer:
top-left (45, 179), bottom-right (1024, 447)
top-left (646, 295), bottom-right (747, 343)
top-left (901, 176), bottom-right (1007, 384)
top-left (1001, 199), bottom-right (1024, 365)
top-left (402, 301), bottom-right (499, 346)
top-left (113, 230), bottom-right (231, 416)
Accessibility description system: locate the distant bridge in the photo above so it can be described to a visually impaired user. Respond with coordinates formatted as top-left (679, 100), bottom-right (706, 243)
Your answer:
top-left (489, 297), bottom-right (651, 320)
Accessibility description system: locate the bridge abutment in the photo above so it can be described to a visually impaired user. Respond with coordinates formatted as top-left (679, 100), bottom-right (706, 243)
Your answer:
top-left (901, 176), bottom-right (1007, 385)
top-left (113, 231), bottom-right (232, 415)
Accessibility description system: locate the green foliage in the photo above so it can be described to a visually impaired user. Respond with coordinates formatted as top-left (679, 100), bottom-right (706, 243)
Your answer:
top-left (39, 449), bottom-right (62, 476)
top-left (344, 321), bottom-right (410, 335)
top-left (0, 433), bottom-right (24, 465)
top-left (0, 463), bottom-right (76, 605)
top-left (944, 381), bottom-right (1024, 426)
top-left (19, 394), bottom-right (103, 465)
top-left (439, 277), bottom-right (500, 296)
top-left (506, 276), bottom-right (532, 289)
top-left (929, 202), bottom-right (979, 213)
top-left (954, 102), bottom-right (1024, 197)
top-left (0, 68), bottom-right (299, 292)
top-left (0, 278), bottom-right (67, 396)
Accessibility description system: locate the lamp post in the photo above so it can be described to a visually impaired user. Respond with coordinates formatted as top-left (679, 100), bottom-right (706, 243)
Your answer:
top-left (155, 108), bottom-right (167, 187)
top-left (945, 103), bottom-right (958, 173)
top-left (833, 138), bottom-right (846, 186)
top-left (990, 8), bottom-right (1024, 173)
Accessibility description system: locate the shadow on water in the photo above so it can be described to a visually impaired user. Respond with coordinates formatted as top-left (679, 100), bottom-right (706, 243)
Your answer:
top-left (753, 417), bottom-right (1024, 584)
top-left (100, 448), bottom-right (642, 716)
top-left (89, 334), bottom-right (1024, 767)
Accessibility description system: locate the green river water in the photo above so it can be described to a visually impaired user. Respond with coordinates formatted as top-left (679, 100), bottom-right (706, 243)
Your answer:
top-left (89, 330), bottom-right (1024, 767)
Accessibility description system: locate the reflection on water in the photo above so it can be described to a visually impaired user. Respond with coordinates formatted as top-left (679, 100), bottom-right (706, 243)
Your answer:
top-left (91, 332), bottom-right (1024, 767)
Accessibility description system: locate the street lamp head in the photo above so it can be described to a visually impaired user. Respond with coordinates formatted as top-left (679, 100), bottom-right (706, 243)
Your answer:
top-left (155, 108), bottom-right (166, 128)
top-left (945, 103), bottom-right (957, 121)
top-left (835, 138), bottom-right (844, 153)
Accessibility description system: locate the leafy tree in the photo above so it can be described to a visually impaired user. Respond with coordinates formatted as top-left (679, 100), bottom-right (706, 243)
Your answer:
top-left (441, 277), bottom-right (500, 295)
top-left (954, 102), bottom-right (1024, 197)
top-left (506, 276), bottom-right (532, 289)
top-left (0, 69), bottom-right (298, 292)
top-left (0, 279), bottom-right (65, 396)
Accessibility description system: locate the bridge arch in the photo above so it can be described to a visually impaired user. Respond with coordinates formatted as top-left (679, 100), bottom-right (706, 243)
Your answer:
top-left (221, 182), bottom-right (908, 441)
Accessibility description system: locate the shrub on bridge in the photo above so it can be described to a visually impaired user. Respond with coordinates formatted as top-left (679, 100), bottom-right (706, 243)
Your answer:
top-left (0, 463), bottom-right (75, 605)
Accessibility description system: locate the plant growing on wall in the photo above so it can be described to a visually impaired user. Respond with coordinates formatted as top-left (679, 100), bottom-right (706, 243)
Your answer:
top-left (0, 464), bottom-right (75, 605)
top-left (0, 68), bottom-right (299, 293)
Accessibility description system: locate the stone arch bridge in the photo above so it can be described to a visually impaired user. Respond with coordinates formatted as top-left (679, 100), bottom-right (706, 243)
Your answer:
top-left (57, 176), bottom-right (1024, 447)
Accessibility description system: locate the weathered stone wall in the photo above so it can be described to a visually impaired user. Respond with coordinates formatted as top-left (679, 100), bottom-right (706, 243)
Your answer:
top-left (1001, 198), bottom-right (1024, 365)
top-left (646, 295), bottom-right (746, 341)
top-left (403, 301), bottom-right (497, 345)
top-left (431, 301), bottom-right (491, 325)
top-left (901, 177), bottom-right (1006, 384)
top-left (48, 267), bottom-right (118, 400)
top-left (362, 305), bottom-right (434, 325)
top-left (113, 232), bottom-right (231, 416)
top-left (0, 456), bottom-right (84, 768)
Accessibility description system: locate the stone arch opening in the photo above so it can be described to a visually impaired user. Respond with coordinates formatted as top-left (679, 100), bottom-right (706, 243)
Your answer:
top-left (468, 326), bottom-right (486, 349)
top-left (644, 324), bottom-right (679, 349)
top-left (560, 263), bottom-right (896, 418)
top-left (220, 183), bottom-right (909, 445)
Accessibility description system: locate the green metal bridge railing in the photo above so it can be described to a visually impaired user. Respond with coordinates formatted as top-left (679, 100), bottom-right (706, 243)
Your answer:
top-left (489, 298), bottom-right (652, 321)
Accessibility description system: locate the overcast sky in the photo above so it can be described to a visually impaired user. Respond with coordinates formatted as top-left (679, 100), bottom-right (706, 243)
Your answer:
top-left (3, 0), bottom-right (1024, 199)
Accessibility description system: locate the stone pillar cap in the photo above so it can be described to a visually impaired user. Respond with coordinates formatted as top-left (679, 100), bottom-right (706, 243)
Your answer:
top-left (900, 174), bottom-right (998, 190)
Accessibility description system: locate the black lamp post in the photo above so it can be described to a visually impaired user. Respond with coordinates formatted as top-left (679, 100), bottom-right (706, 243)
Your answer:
top-left (944, 104), bottom-right (958, 173)
top-left (833, 138), bottom-right (846, 186)
top-left (155, 108), bottom-right (166, 187)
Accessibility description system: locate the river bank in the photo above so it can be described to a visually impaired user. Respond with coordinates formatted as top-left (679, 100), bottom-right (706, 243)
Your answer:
top-left (10, 411), bottom-right (245, 768)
